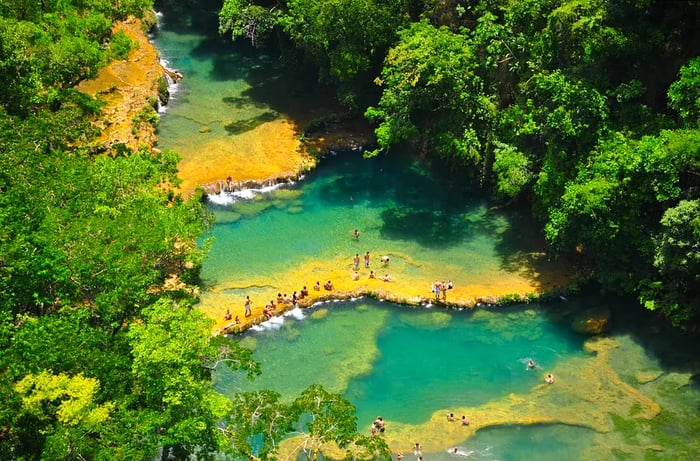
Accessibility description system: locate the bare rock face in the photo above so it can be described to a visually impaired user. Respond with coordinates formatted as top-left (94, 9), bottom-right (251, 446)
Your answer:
top-left (571, 306), bottom-right (611, 334)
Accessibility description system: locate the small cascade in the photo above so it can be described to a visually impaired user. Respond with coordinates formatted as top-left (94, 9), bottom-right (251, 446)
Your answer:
top-left (206, 177), bottom-right (300, 206)
top-left (151, 11), bottom-right (181, 114)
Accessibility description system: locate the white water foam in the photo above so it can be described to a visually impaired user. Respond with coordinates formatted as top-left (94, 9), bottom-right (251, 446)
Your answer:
top-left (207, 181), bottom-right (295, 206)
top-left (151, 12), bottom-right (180, 114)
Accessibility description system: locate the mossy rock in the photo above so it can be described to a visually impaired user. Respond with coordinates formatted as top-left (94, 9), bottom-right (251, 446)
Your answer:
top-left (571, 306), bottom-right (611, 334)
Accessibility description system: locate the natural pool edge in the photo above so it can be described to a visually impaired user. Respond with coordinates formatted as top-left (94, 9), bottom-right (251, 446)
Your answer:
top-left (217, 286), bottom-right (572, 336)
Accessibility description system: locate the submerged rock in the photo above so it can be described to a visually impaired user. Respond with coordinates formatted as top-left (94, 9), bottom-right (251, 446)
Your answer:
top-left (571, 306), bottom-right (611, 334)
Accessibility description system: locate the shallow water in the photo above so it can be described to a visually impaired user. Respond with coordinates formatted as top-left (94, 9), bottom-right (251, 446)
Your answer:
top-left (152, 2), bottom-right (700, 460)
top-left (215, 298), bottom-right (700, 460)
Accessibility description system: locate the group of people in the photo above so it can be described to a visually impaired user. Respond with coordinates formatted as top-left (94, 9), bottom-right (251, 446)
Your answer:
top-left (447, 412), bottom-right (470, 426)
top-left (350, 249), bottom-right (392, 282)
top-left (526, 359), bottom-right (556, 384)
top-left (370, 416), bottom-right (386, 435)
top-left (431, 280), bottom-right (454, 301)
top-left (238, 286), bottom-right (313, 322)
top-left (223, 309), bottom-right (239, 325)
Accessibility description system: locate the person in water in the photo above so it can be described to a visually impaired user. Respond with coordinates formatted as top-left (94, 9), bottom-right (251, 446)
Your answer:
top-left (353, 253), bottom-right (360, 270)
top-left (353, 229), bottom-right (360, 239)
top-left (383, 274), bottom-right (392, 282)
top-left (447, 412), bottom-right (455, 421)
top-left (351, 271), bottom-right (360, 281)
top-left (369, 270), bottom-right (376, 279)
top-left (461, 415), bottom-right (470, 426)
top-left (364, 251), bottom-right (371, 268)
top-left (413, 443), bottom-right (422, 456)
top-left (545, 373), bottom-right (555, 384)
top-left (527, 359), bottom-right (536, 370)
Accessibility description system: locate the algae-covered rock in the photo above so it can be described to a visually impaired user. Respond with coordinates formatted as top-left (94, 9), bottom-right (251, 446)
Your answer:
top-left (572, 307), bottom-right (611, 334)
top-left (635, 370), bottom-right (663, 384)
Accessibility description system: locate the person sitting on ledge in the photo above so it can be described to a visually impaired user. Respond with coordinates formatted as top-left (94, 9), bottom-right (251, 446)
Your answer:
top-left (224, 308), bottom-right (232, 321)
top-left (301, 286), bottom-right (309, 297)
top-left (351, 271), bottom-right (360, 281)
top-left (369, 270), bottom-right (376, 279)
top-left (314, 281), bottom-right (321, 291)
top-left (324, 280), bottom-right (334, 290)
top-left (383, 274), bottom-right (392, 282)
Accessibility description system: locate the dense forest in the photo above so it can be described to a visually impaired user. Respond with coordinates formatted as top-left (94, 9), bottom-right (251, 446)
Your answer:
top-left (221, 0), bottom-right (700, 326)
top-left (0, 0), bottom-right (698, 459)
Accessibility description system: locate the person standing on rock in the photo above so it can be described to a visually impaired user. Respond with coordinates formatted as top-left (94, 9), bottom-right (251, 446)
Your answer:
top-left (244, 296), bottom-right (252, 317)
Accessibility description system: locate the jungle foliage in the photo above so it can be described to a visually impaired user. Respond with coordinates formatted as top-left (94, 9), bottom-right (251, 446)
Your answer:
top-left (220, 0), bottom-right (700, 326)
top-left (0, 0), bottom-right (386, 460)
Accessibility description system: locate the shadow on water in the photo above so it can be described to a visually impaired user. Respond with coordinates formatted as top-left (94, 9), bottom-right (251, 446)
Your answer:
top-left (155, 0), bottom-right (224, 36)
top-left (309, 149), bottom-right (487, 248)
top-left (224, 111), bottom-right (280, 135)
top-left (484, 204), bottom-right (567, 288)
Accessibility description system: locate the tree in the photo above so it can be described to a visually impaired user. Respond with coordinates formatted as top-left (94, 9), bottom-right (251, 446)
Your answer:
top-left (640, 199), bottom-right (700, 325)
top-left (365, 21), bottom-right (493, 164)
top-left (668, 57), bottom-right (700, 126)
top-left (222, 384), bottom-right (391, 461)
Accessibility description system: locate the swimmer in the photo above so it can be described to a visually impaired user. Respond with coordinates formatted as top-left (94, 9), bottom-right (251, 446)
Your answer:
top-left (448, 447), bottom-right (474, 457)
top-left (380, 255), bottom-right (390, 265)
top-left (353, 229), bottom-right (360, 239)
top-left (461, 415), bottom-right (470, 426)
top-left (447, 412), bottom-right (455, 421)
top-left (396, 453), bottom-right (404, 461)
top-left (527, 359), bottom-right (536, 370)
top-left (545, 373), bottom-right (555, 384)
top-left (413, 443), bottom-right (422, 456)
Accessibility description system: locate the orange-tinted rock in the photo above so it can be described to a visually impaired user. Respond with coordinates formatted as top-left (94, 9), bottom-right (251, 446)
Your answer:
top-left (571, 306), bottom-right (612, 335)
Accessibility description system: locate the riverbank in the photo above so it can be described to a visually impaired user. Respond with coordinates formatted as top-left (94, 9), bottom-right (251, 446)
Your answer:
top-left (77, 14), bottom-right (166, 152)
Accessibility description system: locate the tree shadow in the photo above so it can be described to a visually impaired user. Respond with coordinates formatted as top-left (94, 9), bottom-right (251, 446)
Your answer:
top-left (223, 111), bottom-right (280, 135)
top-left (311, 150), bottom-right (485, 248)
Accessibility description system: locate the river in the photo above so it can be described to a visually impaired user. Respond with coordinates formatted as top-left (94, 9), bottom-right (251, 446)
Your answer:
top-left (151, 1), bottom-right (700, 459)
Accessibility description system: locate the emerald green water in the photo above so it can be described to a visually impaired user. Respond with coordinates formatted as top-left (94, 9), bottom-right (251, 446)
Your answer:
top-left (152, 2), bottom-right (700, 460)
top-left (216, 301), bottom-right (588, 423)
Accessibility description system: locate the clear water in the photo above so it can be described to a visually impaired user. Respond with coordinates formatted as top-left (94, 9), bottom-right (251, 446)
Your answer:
top-left (152, 2), bottom-right (700, 460)
top-left (216, 301), bottom-right (587, 421)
